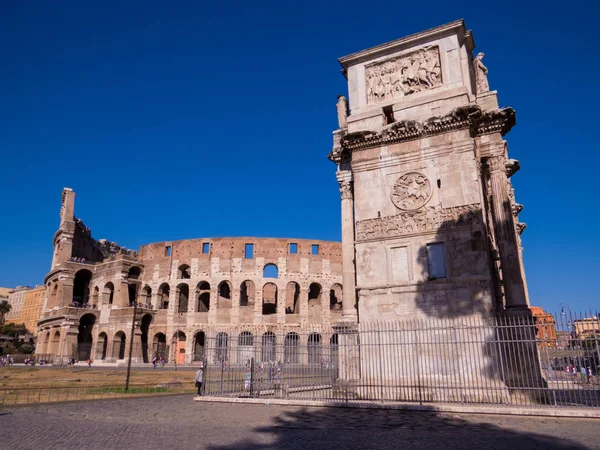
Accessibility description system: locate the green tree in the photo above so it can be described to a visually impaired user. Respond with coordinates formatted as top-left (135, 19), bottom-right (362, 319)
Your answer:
top-left (0, 300), bottom-right (11, 325)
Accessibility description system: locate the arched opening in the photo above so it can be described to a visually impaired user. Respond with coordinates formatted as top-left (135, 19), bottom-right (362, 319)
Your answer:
top-left (284, 332), bottom-right (299, 364)
top-left (330, 284), bottom-right (343, 310)
top-left (237, 331), bottom-right (254, 365)
top-left (172, 331), bottom-right (186, 364)
top-left (103, 282), bottom-right (115, 305)
top-left (73, 269), bottom-right (92, 306)
top-left (140, 314), bottom-right (152, 363)
top-left (178, 264), bottom-right (191, 279)
top-left (308, 333), bottom-right (322, 364)
top-left (153, 332), bottom-right (167, 361)
top-left (308, 283), bottom-right (322, 308)
top-left (239, 280), bottom-right (255, 307)
top-left (97, 332), bottom-right (108, 360)
top-left (197, 281), bottom-right (210, 312)
top-left (263, 264), bottom-right (279, 279)
top-left (158, 283), bottom-right (170, 310)
top-left (193, 331), bottom-right (205, 362)
top-left (215, 332), bottom-right (229, 363)
top-left (77, 313), bottom-right (96, 360)
top-left (262, 332), bottom-right (276, 363)
top-left (127, 266), bottom-right (141, 280)
top-left (330, 334), bottom-right (339, 373)
top-left (113, 331), bottom-right (126, 360)
top-left (49, 283), bottom-right (58, 309)
top-left (91, 286), bottom-right (100, 306)
top-left (141, 285), bottom-right (152, 308)
top-left (42, 331), bottom-right (50, 354)
top-left (262, 282), bottom-right (277, 315)
top-left (50, 330), bottom-right (61, 355)
top-left (128, 283), bottom-right (138, 306)
top-left (217, 281), bottom-right (232, 309)
top-left (285, 282), bottom-right (300, 314)
top-left (177, 283), bottom-right (189, 313)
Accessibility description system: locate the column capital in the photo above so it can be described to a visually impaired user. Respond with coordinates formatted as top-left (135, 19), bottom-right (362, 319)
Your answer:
top-left (336, 170), bottom-right (354, 200)
top-left (485, 154), bottom-right (507, 174)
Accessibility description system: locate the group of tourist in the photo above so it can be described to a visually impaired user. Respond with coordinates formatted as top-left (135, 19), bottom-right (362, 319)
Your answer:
top-left (71, 301), bottom-right (97, 309)
top-left (151, 356), bottom-right (166, 369)
top-left (1, 355), bottom-right (14, 366)
top-left (565, 365), bottom-right (596, 383)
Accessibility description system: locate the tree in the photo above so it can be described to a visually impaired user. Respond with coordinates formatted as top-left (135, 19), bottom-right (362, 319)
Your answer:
top-left (0, 300), bottom-right (11, 325)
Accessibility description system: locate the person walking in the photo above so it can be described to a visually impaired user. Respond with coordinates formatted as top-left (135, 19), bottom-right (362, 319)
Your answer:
top-left (152, 356), bottom-right (157, 369)
top-left (195, 366), bottom-right (204, 397)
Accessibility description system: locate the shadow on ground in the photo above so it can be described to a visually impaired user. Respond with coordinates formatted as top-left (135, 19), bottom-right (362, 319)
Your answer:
top-left (208, 405), bottom-right (593, 450)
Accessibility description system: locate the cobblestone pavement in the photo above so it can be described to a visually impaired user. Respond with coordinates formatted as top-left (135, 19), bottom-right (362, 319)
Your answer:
top-left (1, 396), bottom-right (599, 449)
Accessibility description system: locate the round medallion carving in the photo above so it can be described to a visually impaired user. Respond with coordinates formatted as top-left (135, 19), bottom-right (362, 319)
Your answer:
top-left (391, 172), bottom-right (432, 211)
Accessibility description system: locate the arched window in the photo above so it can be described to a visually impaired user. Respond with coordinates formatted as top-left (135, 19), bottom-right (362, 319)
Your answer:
top-left (215, 332), bottom-right (229, 363)
top-left (50, 330), bottom-right (61, 355)
top-left (97, 332), bottom-right (108, 360)
top-left (127, 266), bottom-right (141, 280)
top-left (238, 331), bottom-right (254, 365)
top-left (113, 331), bottom-right (126, 360)
top-left (193, 331), bottom-right (205, 362)
top-left (177, 283), bottom-right (189, 313)
top-left (285, 282), bottom-right (300, 314)
top-left (308, 333), bottom-right (322, 364)
top-left (263, 264), bottom-right (278, 279)
top-left (329, 284), bottom-right (343, 310)
top-left (178, 264), bottom-right (191, 279)
top-left (158, 283), bottom-right (170, 309)
top-left (238, 331), bottom-right (254, 347)
top-left (153, 333), bottom-right (167, 361)
top-left (103, 282), bottom-right (115, 305)
top-left (262, 283), bottom-right (277, 315)
top-left (262, 332), bottom-right (276, 362)
top-left (197, 281), bottom-right (210, 312)
top-left (308, 283), bottom-right (321, 307)
top-left (218, 281), bottom-right (232, 309)
top-left (284, 332), bottom-right (299, 364)
top-left (240, 280), bottom-right (255, 307)
top-left (73, 269), bottom-right (92, 306)
top-left (142, 285), bottom-right (152, 308)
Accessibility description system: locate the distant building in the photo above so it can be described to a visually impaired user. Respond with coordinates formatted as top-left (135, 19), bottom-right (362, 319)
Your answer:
top-left (7, 286), bottom-right (31, 323)
top-left (573, 317), bottom-right (600, 340)
top-left (0, 287), bottom-right (11, 300)
top-left (22, 285), bottom-right (46, 334)
top-left (531, 306), bottom-right (557, 348)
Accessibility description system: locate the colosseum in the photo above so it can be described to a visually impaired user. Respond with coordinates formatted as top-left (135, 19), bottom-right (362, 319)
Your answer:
top-left (36, 188), bottom-right (350, 365)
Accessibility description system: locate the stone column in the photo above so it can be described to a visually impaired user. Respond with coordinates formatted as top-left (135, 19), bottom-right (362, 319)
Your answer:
top-left (486, 155), bottom-right (528, 311)
top-left (336, 170), bottom-right (357, 320)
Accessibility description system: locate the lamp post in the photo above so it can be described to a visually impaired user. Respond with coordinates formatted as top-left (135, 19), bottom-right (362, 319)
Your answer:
top-left (125, 300), bottom-right (139, 391)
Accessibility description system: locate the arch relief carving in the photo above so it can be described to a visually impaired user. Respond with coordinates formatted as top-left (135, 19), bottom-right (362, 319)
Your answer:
top-left (391, 172), bottom-right (432, 211)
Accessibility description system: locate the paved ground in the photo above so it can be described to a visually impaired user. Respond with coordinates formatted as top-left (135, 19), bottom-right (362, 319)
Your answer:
top-left (1, 395), bottom-right (599, 449)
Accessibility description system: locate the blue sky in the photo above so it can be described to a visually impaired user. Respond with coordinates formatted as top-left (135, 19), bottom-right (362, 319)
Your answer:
top-left (0, 1), bottom-right (597, 314)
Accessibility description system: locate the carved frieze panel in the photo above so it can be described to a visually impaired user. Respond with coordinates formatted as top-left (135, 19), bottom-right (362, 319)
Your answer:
top-left (365, 46), bottom-right (442, 105)
top-left (356, 204), bottom-right (482, 242)
top-left (391, 172), bottom-right (432, 211)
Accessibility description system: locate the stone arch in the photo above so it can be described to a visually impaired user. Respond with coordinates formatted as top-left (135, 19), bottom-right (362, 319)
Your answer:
top-left (73, 269), bottom-right (92, 306)
top-left (141, 285), bottom-right (152, 308)
top-left (262, 331), bottom-right (276, 362)
top-left (177, 283), bottom-right (189, 313)
top-left (172, 331), bottom-right (186, 364)
top-left (91, 285), bottom-right (100, 306)
top-left (103, 282), bottom-right (115, 305)
top-left (197, 281), bottom-right (210, 312)
top-left (113, 331), bottom-right (126, 360)
top-left (308, 283), bottom-right (322, 308)
top-left (263, 263), bottom-right (278, 279)
top-left (329, 283), bottom-right (343, 310)
top-left (77, 313), bottom-right (96, 360)
top-left (50, 329), bottom-right (61, 355)
top-left (42, 331), bottom-right (51, 354)
top-left (153, 332), bottom-right (167, 361)
top-left (127, 266), bottom-right (142, 280)
top-left (48, 283), bottom-right (59, 309)
top-left (178, 264), bottom-right (191, 279)
top-left (158, 283), bottom-right (170, 310)
top-left (237, 331), bottom-right (254, 365)
top-left (262, 282), bottom-right (277, 315)
top-left (215, 332), bottom-right (229, 363)
top-left (193, 331), bottom-right (205, 362)
top-left (140, 314), bottom-right (152, 363)
top-left (284, 332), bottom-right (300, 364)
top-left (308, 333), bottom-right (322, 364)
top-left (97, 332), bottom-right (108, 360)
top-left (285, 281), bottom-right (300, 314)
top-left (240, 280), bottom-right (255, 307)
top-left (217, 281), bottom-right (232, 309)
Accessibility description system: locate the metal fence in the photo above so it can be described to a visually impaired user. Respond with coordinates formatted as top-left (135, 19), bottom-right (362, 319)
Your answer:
top-left (201, 312), bottom-right (600, 409)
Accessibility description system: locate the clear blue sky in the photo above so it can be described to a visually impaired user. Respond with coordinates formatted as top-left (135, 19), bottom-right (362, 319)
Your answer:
top-left (0, 1), bottom-right (597, 315)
